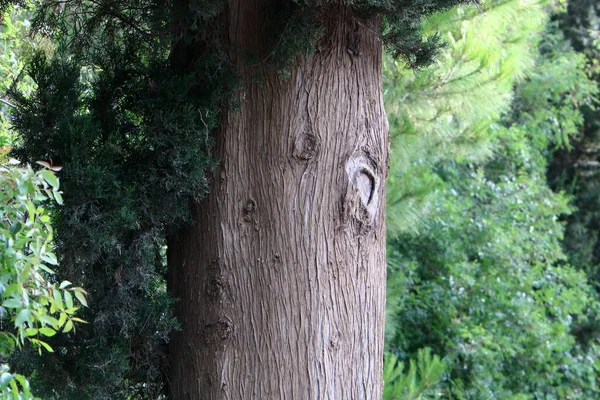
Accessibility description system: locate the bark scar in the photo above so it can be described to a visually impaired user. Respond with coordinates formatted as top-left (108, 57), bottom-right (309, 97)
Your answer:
top-left (242, 198), bottom-right (259, 231)
top-left (202, 317), bottom-right (235, 345)
top-left (357, 166), bottom-right (376, 206)
top-left (342, 156), bottom-right (380, 232)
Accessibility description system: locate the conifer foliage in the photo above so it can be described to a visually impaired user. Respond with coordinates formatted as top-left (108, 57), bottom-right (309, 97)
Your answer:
top-left (384, 0), bottom-right (550, 236)
top-left (8, 1), bottom-right (225, 398)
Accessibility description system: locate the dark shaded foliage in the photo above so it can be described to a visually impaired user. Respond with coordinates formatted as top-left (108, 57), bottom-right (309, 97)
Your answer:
top-left (546, 0), bottom-right (600, 350)
top-left (9, 1), bottom-right (225, 397)
top-left (11, 49), bottom-right (217, 400)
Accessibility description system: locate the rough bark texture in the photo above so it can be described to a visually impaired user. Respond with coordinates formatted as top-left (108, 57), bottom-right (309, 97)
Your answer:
top-left (168, 3), bottom-right (388, 398)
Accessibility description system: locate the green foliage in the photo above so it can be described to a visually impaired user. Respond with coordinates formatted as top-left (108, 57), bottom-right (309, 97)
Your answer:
top-left (547, 0), bottom-right (600, 270)
top-left (10, 51), bottom-right (214, 399)
top-left (511, 24), bottom-right (598, 151)
top-left (384, 1), bottom-right (600, 398)
top-left (544, 0), bottom-right (600, 351)
top-left (0, 363), bottom-right (37, 400)
top-left (380, 0), bottom-right (469, 69)
top-left (385, 0), bottom-right (550, 236)
top-left (6, 1), bottom-right (221, 396)
top-left (1, 6), bottom-right (45, 147)
top-left (0, 1), bottom-right (24, 18)
top-left (387, 158), bottom-right (599, 398)
top-left (383, 348), bottom-right (447, 400)
top-left (0, 151), bottom-right (87, 399)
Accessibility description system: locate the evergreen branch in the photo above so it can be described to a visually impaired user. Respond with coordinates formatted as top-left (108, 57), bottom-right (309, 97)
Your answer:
top-left (86, 0), bottom-right (152, 38)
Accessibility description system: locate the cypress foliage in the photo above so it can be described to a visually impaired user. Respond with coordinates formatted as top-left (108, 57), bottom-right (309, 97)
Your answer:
top-left (9, 1), bottom-right (226, 397)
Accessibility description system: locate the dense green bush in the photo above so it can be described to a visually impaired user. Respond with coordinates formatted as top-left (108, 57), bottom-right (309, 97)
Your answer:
top-left (546, 0), bottom-right (600, 349)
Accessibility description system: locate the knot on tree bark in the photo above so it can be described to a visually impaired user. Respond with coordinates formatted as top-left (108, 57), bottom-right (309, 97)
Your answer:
top-left (202, 317), bottom-right (235, 346)
top-left (293, 129), bottom-right (321, 161)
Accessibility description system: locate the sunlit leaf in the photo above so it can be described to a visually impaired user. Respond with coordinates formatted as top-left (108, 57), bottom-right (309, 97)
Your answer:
top-left (63, 320), bottom-right (74, 333)
top-left (38, 327), bottom-right (56, 337)
top-left (74, 290), bottom-right (88, 307)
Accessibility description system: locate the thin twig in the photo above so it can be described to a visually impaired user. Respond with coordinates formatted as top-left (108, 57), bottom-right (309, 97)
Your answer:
top-left (0, 98), bottom-right (15, 108)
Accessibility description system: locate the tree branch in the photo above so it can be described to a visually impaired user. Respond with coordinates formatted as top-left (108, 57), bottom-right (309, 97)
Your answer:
top-left (0, 97), bottom-right (15, 108)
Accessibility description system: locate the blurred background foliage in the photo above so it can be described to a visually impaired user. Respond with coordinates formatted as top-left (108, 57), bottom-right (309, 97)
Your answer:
top-left (384, 0), bottom-right (600, 398)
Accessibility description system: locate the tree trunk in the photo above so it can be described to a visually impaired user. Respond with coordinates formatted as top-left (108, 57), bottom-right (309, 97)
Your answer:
top-left (167, 3), bottom-right (388, 398)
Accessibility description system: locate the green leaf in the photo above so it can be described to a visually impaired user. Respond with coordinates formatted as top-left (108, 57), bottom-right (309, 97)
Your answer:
top-left (2, 285), bottom-right (21, 298)
top-left (52, 290), bottom-right (63, 309)
top-left (0, 373), bottom-right (13, 389)
top-left (53, 190), bottom-right (63, 204)
top-left (31, 338), bottom-right (54, 353)
top-left (57, 313), bottom-right (67, 328)
top-left (63, 320), bottom-right (73, 333)
top-left (14, 309), bottom-right (31, 327)
top-left (59, 280), bottom-right (72, 289)
top-left (8, 222), bottom-right (21, 237)
top-left (2, 298), bottom-right (22, 309)
top-left (9, 377), bottom-right (18, 400)
top-left (24, 328), bottom-right (37, 337)
top-left (38, 314), bottom-right (60, 327)
top-left (64, 290), bottom-right (73, 309)
top-left (38, 327), bottom-right (56, 337)
top-left (14, 374), bottom-right (30, 395)
top-left (25, 201), bottom-right (35, 223)
top-left (39, 264), bottom-right (55, 274)
top-left (41, 170), bottom-right (59, 189)
top-left (40, 252), bottom-right (57, 265)
top-left (74, 290), bottom-right (88, 307)
top-left (0, 332), bottom-right (16, 355)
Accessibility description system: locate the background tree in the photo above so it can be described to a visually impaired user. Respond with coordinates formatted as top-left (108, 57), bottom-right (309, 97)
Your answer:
top-left (384, 0), bottom-right (550, 236)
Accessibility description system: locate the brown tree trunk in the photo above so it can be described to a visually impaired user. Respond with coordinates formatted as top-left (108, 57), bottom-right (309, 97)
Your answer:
top-left (168, 3), bottom-right (388, 398)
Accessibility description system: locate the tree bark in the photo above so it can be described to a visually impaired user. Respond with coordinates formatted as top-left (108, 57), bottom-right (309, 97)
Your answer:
top-left (168, 3), bottom-right (388, 398)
